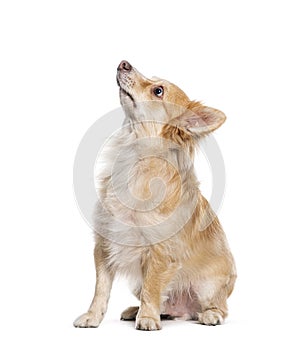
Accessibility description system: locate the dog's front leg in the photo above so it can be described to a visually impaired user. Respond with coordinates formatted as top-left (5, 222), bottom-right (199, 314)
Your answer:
top-left (136, 249), bottom-right (177, 331)
top-left (73, 241), bottom-right (113, 328)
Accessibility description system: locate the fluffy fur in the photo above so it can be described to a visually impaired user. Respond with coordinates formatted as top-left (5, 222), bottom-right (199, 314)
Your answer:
top-left (74, 60), bottom-right (236, 330)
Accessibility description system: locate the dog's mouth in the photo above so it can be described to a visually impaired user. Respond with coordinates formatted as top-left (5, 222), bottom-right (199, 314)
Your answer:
top-left (117, 78), bottom-right (135, 103)
top-left (119, 87), bottom-right (135, 106)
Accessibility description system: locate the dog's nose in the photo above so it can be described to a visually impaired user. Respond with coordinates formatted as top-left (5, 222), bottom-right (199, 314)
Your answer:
top-left (118, 60), bottom-right (132, 72)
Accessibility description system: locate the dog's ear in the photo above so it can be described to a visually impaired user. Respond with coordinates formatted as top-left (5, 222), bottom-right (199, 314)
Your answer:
top-left (172, 101), bottom-right (226, 136)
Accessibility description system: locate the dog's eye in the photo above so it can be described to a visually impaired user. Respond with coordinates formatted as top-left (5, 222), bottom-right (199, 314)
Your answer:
top-left (153, 86), bottom-right (164, 97)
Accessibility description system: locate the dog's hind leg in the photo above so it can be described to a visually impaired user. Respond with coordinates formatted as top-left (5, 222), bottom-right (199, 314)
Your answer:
top-left (120, 306), bottom-right (139, 320)
top-left (194, 273), bottom-right (236, 326)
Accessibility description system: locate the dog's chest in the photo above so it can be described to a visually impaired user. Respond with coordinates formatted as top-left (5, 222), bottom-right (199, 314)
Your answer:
top-left (101, 144), bottom-right (181, 229)
top-left (107, 241), bottom-right (144, 284)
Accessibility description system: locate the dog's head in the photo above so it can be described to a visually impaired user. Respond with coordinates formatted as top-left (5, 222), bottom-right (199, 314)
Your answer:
top-left (117, 60), bottom-right (226, 141)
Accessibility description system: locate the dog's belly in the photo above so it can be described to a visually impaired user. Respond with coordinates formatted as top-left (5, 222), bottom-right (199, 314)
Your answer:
top-left (162, 289), bottom-right (200, 320)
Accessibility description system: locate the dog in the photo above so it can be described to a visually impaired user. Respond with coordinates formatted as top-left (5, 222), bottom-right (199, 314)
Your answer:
top-left (73, 60), bottom-right (236, 330)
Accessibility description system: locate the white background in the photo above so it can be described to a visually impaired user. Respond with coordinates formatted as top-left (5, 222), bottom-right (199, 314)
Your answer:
top-left (1, 0), bottom-right (299, 344)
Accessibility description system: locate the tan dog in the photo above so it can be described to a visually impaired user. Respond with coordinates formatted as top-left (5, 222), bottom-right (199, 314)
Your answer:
top-left (74, 60), bottom-right (236, 331)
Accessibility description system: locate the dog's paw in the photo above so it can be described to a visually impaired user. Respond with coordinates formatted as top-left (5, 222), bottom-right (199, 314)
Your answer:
top-left (121, 306), bottom-right (139, 320)
top-left (135, 317), bottom-right (161, 331)
top-left (197, 310), bottom-right (223, 326)
top-left (73, 312), bottom-right (102, 328)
